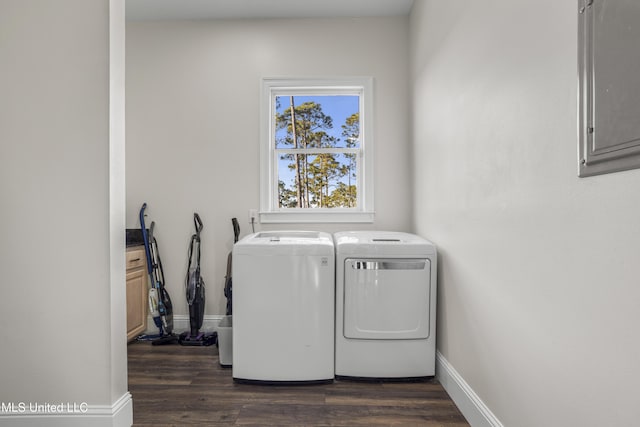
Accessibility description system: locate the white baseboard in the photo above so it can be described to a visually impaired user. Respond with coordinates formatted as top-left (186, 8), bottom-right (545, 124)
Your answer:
top-left (173, 314), bottom-right (224, 333)
top-left (143, 314), bottom-right (224, 335)
top-left (0, 392), bottom-right (132, 427)
top-left (436, 351), bottom-right (503, 427)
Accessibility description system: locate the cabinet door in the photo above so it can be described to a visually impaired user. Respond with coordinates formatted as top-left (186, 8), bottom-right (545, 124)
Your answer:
top-left (126, 268), bottom-right (147, 341)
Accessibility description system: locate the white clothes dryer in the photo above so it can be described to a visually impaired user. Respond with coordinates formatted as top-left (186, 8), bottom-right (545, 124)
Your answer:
top-left (232, 231), bottom-right (335, 383)
top-left (334, 231), bottom-right (437, 378)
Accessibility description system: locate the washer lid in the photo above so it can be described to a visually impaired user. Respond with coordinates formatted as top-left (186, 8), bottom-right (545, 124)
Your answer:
top-left (233, 230), bottom-right (334, 255)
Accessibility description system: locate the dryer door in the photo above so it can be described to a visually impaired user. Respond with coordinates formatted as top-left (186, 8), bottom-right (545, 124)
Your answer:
top-left (343, 258), bottom-right (431, 340)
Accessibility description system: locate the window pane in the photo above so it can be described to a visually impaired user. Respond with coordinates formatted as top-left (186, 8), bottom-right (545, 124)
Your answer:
top-left (277, 153), bottom-right (357, 209)
top-left (277, 154), bottom-right (301, 208)
top-left (274, 95), bottom-right (360, 149)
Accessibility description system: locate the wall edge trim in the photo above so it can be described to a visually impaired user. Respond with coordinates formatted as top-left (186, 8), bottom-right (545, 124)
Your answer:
top-left (0, 392), bottom-right (132, 427)
top-left (436, 351), bottom-right (504, 427)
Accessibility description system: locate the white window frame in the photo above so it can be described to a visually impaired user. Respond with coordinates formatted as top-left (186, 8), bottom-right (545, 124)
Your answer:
top-left (259, 77), bottom-right (374, 223)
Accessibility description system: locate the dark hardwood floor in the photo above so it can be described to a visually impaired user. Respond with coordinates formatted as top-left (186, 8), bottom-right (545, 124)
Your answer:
top-left (128, 341), bottom-right (469, 426)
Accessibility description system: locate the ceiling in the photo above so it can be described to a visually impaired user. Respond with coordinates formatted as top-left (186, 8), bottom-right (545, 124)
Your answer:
top-left (126, 0), bottom-right (415, 21)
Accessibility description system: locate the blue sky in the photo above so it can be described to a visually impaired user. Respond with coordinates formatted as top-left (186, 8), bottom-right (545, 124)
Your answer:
top-left (275, 95), bottom-right (359, 148)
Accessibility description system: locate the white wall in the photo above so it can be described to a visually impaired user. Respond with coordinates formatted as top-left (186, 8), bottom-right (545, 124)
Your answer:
top-left (0, 0), bottom-right (130, 424)
top-left (126, 17), bottom-right (411, 316)
top-left (410, 1), bottom-right (640, 426)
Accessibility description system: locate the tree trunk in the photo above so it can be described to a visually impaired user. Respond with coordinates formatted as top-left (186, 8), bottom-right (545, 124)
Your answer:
top-left (289, 96), bottom-right (302, 208)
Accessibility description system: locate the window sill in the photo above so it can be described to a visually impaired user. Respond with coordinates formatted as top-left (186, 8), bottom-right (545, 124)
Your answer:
top-left (259, 210), bottom-right (375, 224)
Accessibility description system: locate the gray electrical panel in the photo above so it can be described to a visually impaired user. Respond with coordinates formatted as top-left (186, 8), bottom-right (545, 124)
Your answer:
top-left (578, 0), bottom-right (640, 176)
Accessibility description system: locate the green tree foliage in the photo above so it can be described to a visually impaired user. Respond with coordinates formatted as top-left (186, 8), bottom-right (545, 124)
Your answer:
top-left (278, 180), bottom-right (298, 208)
top-left (275, 97), bottom-right (358, 209)
top-left (341, 112), bottom-right (359, 208)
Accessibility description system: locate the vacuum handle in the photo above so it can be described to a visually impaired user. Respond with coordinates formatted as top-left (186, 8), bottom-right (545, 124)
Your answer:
top-left (194, 213), bottom-right (203, 234)
top-left (232, 217), bottom-right (240, 243)
top-left (139, 202), bottom-right (152, 274)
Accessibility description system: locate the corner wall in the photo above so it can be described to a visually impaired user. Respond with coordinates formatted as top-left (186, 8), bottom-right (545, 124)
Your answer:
top-left (126, 16), bottom-right (411, 317)
top-left (410, 1), bottom-right (640, 426)
top-left (0, 0), bottom-right (130, 424)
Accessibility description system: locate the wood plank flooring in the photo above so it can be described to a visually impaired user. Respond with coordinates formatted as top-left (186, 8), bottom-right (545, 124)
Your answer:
top-left (128, 341), bottom-right (469, 426)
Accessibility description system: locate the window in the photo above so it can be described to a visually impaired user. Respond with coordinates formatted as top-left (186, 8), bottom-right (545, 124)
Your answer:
top-left (260, 77), bottom-right (374, 223)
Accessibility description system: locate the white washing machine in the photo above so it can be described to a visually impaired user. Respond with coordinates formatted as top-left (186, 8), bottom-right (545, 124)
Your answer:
top-left (232, 231), bottom-right (335, 382)
top-left (334, 231), bottom-right (437, 378)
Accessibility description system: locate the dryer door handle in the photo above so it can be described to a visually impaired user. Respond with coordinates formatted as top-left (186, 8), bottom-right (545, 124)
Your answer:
top-left (352, 260), bottom-right (426, 270)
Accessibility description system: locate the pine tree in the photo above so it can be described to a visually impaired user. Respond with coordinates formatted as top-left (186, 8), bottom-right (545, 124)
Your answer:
top-left (275, 98), bottom-right (359, 209)
top-left (275, 99), bottom-right (333, 208)
top-left (341, 112), bottom-right (359, 207)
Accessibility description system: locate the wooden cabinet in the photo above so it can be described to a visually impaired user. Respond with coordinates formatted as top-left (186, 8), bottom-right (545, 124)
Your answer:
top-left (126, 246), bottom-right (148, 341)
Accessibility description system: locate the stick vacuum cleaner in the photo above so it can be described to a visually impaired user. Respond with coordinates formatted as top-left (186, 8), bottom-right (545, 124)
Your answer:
top-left (140, 203), bottom-right (178, 345)
top-left (179, 213), bottom-right (217, 346)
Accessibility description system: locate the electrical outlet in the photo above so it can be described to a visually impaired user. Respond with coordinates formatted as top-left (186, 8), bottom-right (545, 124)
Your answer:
top-left (248, 209), bottom-right (258, 224)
